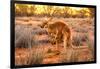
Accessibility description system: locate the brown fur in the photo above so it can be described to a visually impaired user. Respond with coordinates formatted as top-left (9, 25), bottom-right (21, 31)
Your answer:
top-left (47, 21), bottom-right (72, 51)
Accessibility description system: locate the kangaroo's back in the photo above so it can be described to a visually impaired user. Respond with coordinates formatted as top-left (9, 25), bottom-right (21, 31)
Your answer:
top-left (48, 21), bottom-right (68, 32)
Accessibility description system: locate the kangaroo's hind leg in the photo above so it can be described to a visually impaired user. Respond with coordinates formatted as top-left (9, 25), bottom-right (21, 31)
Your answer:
top-left (63, 34), bottom-right (67, 51)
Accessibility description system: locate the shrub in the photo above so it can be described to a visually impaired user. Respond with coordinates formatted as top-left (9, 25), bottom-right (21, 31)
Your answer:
top-left (75, 27), bottom-right (88, 33)
top-left (72, 33), bottom-right (88, 46)
top-left (15, 24), bottom-right (37, 48)
top-left (86, 36), bottom-right (94, 61)
top-left (32, 28), bottom-right (48, 35)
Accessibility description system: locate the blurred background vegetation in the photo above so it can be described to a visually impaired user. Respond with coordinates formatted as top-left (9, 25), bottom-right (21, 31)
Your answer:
top-left (15, 4), bottom-right (95, 18)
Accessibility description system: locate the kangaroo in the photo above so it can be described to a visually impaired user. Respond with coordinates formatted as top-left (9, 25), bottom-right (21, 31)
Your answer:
top-left (40, 17), bottom-right (71, 51)
top-left (47, 20), bottom-right (72, 51)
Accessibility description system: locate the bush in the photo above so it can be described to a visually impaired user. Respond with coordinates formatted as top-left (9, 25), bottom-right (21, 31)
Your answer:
top-left (32, 28), bottom-right (48, 35)
top-left (15, 24), bottom-right (37, 48)
top-left (72, 33), bottom-right (88, 46)
top-left (75, 27), bottom-right (88, 33)
top-left (86, 36), bottom-right (94, 60)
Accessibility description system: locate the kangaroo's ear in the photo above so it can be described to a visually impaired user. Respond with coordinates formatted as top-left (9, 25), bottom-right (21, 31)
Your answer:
top-left (48, 17), bottom-right (53, 22)
top-left (44, 17), bottom-right (53, 23)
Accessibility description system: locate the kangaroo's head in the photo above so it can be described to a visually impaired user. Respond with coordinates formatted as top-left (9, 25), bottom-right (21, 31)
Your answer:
top-left (41, 17), bottom-right (53, 28)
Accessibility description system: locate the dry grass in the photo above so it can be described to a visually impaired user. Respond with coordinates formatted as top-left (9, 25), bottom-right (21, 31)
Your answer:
top-left (15, 46), bottom-right (45, 65)
top-left (72, 33), bottom-right (88, 46)
top-left (27, 47), bottom-right (45, 65)
top-left (60, 48), bottom-right (74, 63)
top-left (60, 46), bottom-right (93, 63)
top-left (74, 27), bottom-right (88, 33)
top-left (86, 35), bottom-right (94, 61)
